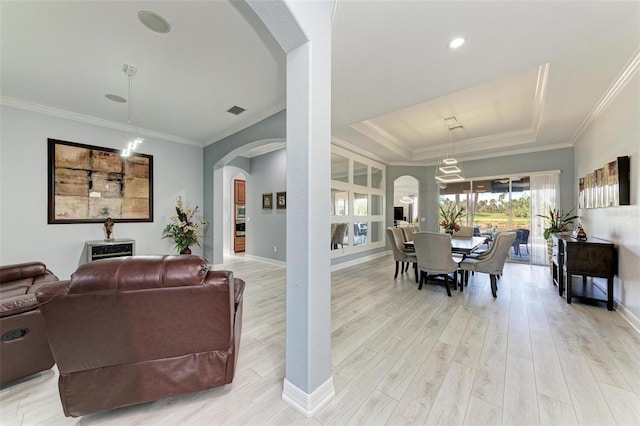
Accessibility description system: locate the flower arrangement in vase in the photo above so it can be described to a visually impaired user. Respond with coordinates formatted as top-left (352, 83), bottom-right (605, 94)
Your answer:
top-left (439, 204), bottom-right (465, 234)
top-left (537, 208), bottom-right (579, 240)
top-left (162, 197), bottom-right (207, 254)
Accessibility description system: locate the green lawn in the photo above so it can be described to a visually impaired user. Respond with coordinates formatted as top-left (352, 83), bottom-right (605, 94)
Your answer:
top-left (470, 212), bottom-right (530, 231)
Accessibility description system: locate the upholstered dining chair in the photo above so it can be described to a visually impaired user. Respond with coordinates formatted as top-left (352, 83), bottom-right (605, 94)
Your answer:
top-left (331, 223), bottom-right (347, 249)
top-left (458, 231), bottom-right (516, 298)
top-left (413, 232), bottom-right (459, 297)
top-left (453, 226), bottom-right (474, 238)
top-left (512, 229), bottom-right (530, 255)
top-left (387, 227), bottom-right (418, 282)
top-left (401, 226), bottom-right (415, 243)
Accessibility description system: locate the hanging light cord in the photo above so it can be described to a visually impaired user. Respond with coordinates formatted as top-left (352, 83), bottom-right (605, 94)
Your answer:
top-left (122, 65), bottom-right (143, 157)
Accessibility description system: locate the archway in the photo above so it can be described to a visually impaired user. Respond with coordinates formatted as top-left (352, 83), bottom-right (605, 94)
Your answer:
top-left (393, 175), bottom-right (420, 226)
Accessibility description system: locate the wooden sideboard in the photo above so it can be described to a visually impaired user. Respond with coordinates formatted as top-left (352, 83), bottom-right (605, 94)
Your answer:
top-left (552, 234), bottom-right (616, 310)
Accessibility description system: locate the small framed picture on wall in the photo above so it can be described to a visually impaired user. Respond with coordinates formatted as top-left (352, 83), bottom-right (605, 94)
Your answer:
top-left (276, 191), bottom-right (286, 209)
top-left (262, 193), bottom-right (273, 210)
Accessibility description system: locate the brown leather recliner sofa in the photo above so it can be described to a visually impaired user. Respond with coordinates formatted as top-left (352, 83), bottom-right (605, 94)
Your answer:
top-left (0, 262), bottom-right (58, 385)
top-left (36, 255), bottom-right (245, 417)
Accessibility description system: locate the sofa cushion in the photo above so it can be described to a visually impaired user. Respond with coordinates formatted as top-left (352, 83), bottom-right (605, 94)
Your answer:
top-left (0, 294), bottom-right (39, 318)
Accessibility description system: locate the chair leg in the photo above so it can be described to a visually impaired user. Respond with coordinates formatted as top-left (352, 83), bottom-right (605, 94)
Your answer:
top-left (444, 274), bottom-right (452, 297)
top-left (414, 263), bottom-right (418, 283)
top-left (418, 271), bottom-right (424, 290)
top-left (490, 274), bottom-right (498, 298)
top-left (394, 261), bottom-right (399, 279)
top-left (404, 262), bottom-right (409, 272)
top-left (456, 270), bottom-right (462, 292)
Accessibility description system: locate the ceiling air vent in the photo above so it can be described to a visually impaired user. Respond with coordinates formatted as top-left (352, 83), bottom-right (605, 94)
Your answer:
top-left (227, 106), bottom-right (246, 115)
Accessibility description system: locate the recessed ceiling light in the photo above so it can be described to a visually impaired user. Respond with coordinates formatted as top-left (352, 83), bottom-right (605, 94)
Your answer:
top-left (448, 37), bottom-right (465, 49)
top-left (105, 94), bottom-right (126, 103)
top-left (138, 10), bottom-right (171, 34)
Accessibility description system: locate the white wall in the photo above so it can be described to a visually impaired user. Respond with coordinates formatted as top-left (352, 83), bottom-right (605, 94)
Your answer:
top-left (573, 71), bottom-right (640, 326)
top-left (0, 106), bottom-right (203, 279)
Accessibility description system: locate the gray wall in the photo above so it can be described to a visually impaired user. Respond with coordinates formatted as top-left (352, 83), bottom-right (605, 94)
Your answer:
top-left (0, 105), bottom-right (204, 279)
top-left (203, 110), bottom-right (286, 262)
top-left (247, 148), bottom-right (287, 261)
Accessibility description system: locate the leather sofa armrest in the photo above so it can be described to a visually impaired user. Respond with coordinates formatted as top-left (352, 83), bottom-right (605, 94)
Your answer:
top-left (233, 278), bottom-right (245, 308)
top-left (0, 262), bottom-right (47, 283)
top-left (0, 294), bottom-right (39, 318)
top-left (35, 281), bottom-right (70, 305)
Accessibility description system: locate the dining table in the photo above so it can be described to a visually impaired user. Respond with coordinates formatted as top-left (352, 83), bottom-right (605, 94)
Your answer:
top-left (404, 236), bottom-right (487, 291)
top-left (404, 236), bottom-right (486, 256)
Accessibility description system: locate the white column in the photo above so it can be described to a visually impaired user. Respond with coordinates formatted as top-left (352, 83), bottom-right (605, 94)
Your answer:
top-left (247, 0), bottom-right (334, 416)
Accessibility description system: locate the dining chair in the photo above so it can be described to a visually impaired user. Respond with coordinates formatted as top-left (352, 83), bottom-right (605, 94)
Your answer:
top-left (453, 226), bottom-right (474, 238)
top-left (458, 231), bottom-right (516, 298)
top-left (387, 228), bottom-right (418, 281)
top-left (413, 232), bottom-right (459, 297)
top-left (402, 226), bottom-right (415, 243)
top-left (512, 229), bottom-right (530, 255)
top-left (331, 223), bottom-right (347, 249)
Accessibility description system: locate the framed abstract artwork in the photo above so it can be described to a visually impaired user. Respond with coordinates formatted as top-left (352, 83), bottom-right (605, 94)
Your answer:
top-left (47, 138), bottom-right (153, 223)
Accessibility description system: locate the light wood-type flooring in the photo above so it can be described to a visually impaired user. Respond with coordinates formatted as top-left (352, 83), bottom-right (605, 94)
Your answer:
top-left (1, 254), bottom-right (639, 425)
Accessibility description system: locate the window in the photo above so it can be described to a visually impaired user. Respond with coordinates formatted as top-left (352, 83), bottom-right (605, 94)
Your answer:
top-left (331, 146), bottom-right (385, 256)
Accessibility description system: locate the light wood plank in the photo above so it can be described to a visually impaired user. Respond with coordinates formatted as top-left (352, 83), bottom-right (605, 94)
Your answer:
top-left (471, 332), bottom-right (508, 408)
top-left (462, 395), bottom-right (501, 426)
top-left (530, 329), bottom-right (572, 404)
top-left (599, 382), bottom-right (640, 426)
top-left (537, 393), bottom-right (578, 426)
top-left (345, 389), bottom-right (397, 426)
top-left (557, 349), bottom-right (617, 425)
top-left (388, 341), bottom-right (457, 425)
top-left (425, 361), bottom-right (476, 425)
top-left (502, 354), bottom-right (539, 425)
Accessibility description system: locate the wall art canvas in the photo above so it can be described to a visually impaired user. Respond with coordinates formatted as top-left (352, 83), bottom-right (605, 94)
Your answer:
top-left (48, 139), bottom-right (153, 223)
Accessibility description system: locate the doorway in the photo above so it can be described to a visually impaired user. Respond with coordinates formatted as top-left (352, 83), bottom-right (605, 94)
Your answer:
top-left (439, 176), bottom-right (532, 264)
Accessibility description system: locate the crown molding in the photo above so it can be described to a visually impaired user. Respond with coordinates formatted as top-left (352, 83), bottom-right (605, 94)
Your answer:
top-left (349, 120), bottom-right (413, 158)
top-left (569, 49), bottom-right (640, 145)
top-left (387, 142), bottom-right (574, 167)
top-left (1, 96), bottom-right (202, 147)
top-left (330, 136), bottom-right (385, 163)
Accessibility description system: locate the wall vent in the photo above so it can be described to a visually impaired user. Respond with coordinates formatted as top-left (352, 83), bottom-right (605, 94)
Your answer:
top-left (227, 106), bottom-right (246, 115)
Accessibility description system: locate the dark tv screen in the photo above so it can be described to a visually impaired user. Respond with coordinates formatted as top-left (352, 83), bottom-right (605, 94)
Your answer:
top-left (394, 206), bottom-right (404, 221)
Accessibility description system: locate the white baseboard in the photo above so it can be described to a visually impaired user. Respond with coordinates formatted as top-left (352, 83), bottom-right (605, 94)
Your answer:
top-left (242, 253), bottom-right (286, 268)
top-left (282, 377), bottom-right (335, 417)
top-left (331, 250), bottom-right (390, 272)
top-left (615, 300), bottom-right (640, 334)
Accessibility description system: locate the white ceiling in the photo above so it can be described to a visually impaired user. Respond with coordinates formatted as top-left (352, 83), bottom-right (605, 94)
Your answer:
top-left (2, 1), bottom-right (639, 164)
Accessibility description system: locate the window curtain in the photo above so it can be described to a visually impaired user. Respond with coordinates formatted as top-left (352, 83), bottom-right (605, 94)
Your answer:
top-left (530, 173), bottom-right (560, 265)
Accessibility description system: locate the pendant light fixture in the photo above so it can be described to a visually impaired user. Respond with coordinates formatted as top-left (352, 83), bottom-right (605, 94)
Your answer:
top-left (435, 117), bottom-right (465, 184)
top-left (121, 64), bottom-right (144, 157)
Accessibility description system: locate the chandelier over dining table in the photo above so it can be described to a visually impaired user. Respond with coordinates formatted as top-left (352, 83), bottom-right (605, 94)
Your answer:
top-left (435, 117), bottom-right (465, 185)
